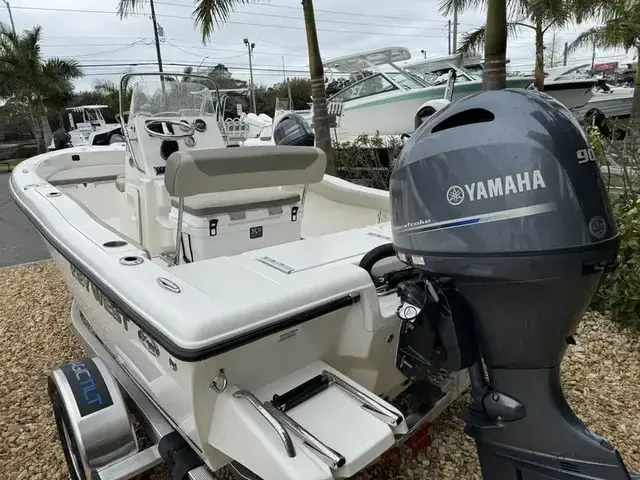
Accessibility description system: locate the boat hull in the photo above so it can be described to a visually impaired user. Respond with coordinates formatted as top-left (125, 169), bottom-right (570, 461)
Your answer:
top-left (334, 77), bottom-right (533, 142)
top-left (9, 144), bottom-right (464, 479)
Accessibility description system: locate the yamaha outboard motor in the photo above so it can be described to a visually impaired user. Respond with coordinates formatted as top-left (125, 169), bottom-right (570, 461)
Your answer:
top-left (389, 89), bottom-right (636, 479)
top-left (273, 113), bottom-right (315, 147)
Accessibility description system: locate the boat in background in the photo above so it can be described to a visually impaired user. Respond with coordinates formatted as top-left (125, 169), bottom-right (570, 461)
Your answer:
top-left (546, 63), bottom-right (634, 130)
top-left (318, 47), bottom-right (520, 142)
top-left (404, 55), bottom-right (597, 114)
top-left (48, 104), bottom-right (124, 150)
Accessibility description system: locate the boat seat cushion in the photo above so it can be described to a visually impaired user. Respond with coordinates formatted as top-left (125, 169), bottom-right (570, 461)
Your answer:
top-left (170, 188), bottom-right (300, 217)
top-left (164, 145), bottom-right (326, 197)
top-left (115, 174), bottom-right (125, 192)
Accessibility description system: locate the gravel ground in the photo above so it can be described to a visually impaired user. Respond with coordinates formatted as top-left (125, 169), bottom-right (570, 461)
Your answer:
top-left (1, 260), bottom-right (639, 479)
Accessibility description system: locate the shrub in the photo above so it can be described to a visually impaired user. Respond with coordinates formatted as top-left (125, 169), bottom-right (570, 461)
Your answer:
top-left (589, 122), bottom-right (640, 330)
top-left (332, 134), bottom-right (403, 190)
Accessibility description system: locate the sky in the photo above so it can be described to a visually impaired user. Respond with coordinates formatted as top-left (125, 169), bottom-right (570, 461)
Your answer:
top-left (3, 0), bottom-right (636, 93)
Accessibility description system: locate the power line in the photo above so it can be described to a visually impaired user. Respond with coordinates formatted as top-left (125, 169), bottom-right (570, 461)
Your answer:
top-left (152, 0), bottom-right (474, 32)
top-left (42, 41), bottom-right (311, 57)
top-left (155, 0), bottom-right (482, 27)
top-left (65, 61), bottom-right (311, 73)
top-left (62, 40), bottom-right (153, 58)
top-left (163, 41), bottom-right (247, 60)
top-left (44, 57), bottom-right (311, 70)
top-left (13, 5), bottom-right (450, 39)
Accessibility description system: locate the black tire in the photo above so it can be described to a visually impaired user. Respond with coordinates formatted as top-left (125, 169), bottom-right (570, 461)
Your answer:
top-left (48, 377), bottom-right (89, 480)
top-left (585, 109), bottom-right (611, 138)
top-left (414, 106), bottom-right (437, 130)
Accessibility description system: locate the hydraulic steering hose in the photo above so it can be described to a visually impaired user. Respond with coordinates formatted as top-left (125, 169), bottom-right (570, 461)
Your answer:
top-left (359, 243), bottom-right (396, 278)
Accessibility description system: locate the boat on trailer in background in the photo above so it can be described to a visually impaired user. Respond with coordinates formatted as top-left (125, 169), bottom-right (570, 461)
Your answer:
top-left (48, 104), bottom-right (125, 150)
top-left (10, 72), bottom-right (468, 480)
top-left (404, 54), bottom-right (598, 116)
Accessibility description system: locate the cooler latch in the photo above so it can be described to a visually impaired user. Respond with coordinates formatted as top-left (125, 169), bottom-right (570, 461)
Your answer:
top-left (209, 219), bottom-right (218, 236)
top-left (291, 206), bottom-right (299, 222)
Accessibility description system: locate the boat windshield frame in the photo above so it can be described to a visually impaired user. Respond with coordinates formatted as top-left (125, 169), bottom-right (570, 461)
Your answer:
top-left (119, 72), bottom-right (220, 172)
top-left (325, 50), bottom-right (431, 102)
top-left (66, 105), bottom-right (109, 128)
top-left (405, 56), bottom-right (480, 85)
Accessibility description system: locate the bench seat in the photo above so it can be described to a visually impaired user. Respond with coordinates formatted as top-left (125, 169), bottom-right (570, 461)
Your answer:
top-left (170, 187), bottom-right (300, 217)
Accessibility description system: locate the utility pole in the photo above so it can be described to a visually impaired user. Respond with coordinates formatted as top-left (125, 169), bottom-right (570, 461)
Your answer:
top-left (149, 0), bottom-right (163, 74)
top-left (2, 0), bottom-right (15, 35)
top-left (282, 55), bottom-right (286, 82)
top-left (550, 31), bottom-right (556, 68)
top-left (563, 42), bottom-right (568, 66)
top-left (448, 20), bottom-right (452, 55)
top-left (591, 39), bottom-right (596, 71)
top-left (244, 38), bottom-right (256, 113)
top-left (452, 6), bottom-right (458, 54)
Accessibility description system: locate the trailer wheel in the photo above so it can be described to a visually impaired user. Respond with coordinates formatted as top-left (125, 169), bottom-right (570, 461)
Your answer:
top-left (48, 377), bottom-right (89, 480)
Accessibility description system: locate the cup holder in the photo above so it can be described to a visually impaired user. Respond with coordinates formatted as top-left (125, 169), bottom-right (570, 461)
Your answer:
top-left (119, 256), bottom-right (144, 266)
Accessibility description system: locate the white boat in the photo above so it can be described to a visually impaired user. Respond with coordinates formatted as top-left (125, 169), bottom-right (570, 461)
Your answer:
top-left (405, 55), bottom-right (598, 114)
top-left (49, 104), bottom-right (124, 150)
top-left (10, 72), bottom-right (468, 480)
top-left (243, 49), bottom-right (470, 147)
top-left (546, 63), bottom-right (634, 121)
top-left (318, 47), bottom-right (521, 142)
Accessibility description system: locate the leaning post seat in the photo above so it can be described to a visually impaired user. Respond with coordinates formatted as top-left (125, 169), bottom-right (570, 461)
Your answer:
top-left (165, 145), bottom-right (327, 263)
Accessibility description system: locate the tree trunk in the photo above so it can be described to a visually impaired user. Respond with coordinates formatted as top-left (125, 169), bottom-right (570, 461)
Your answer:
top-left (58, 111), bottom-right (65, 130)
top-left (28, 101), bottom-right (45, 153)
top-left (39, 100), bottom-right (53, 150)
top-left (631, 47), bottom-right (640, 121)
top-left (482, 0), bottom-right (508, 90)
top-left (301, 0), bottom-right (335, 175)
top-left (534, 21), bottom-right (545, 91)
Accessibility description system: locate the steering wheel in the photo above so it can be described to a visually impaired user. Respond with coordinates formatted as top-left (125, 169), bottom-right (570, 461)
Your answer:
top-left (144, 118), bottom-right (195, 139)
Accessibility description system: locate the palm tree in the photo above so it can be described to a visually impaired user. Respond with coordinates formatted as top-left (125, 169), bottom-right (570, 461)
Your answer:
top-left (440, 0), bottom-right (594, 91)
top-left (117, 0), bottom-right (335, 174)
top-left (569, 0), bottom-right (640, 119)
top-left (440, 0), bottom-right (511, 90)
top-left (0, 26), bottom-right (83, 152)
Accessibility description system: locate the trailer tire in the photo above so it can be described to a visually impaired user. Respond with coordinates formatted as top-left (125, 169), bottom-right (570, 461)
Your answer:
top-left (48, 377), bottom-right (89, 480)
top-left (585, 109), bottom-right (611, 138)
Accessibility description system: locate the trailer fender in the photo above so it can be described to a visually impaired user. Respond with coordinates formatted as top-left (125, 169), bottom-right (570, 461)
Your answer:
top-left (48, 356), bottom-right (138, 479)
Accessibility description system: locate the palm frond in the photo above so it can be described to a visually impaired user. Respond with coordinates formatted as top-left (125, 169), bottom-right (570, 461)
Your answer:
top-left (93, 79), bottom-right (119, 93)
top-left (43, 58), bottom-right (84, 79)
top-left (525, 0), bottom-right (571, 30)
top-left (457, 22), bottom-right (529, 57)
top-left (193, 0), bottom-right (254, 42)
top-left (438, 0), bottom-right (522, 18)
top-left (569, 17), bottom-right (640, 54)
top-left (438, 0), bottom-right (485, 16)
top-left (117, 0), bottom-right (147, 19)
top-left (457, 25), bottom-right (487, 57)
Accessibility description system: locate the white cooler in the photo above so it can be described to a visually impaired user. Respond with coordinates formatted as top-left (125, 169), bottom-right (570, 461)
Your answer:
top-left (168, 187), bottom-right (303, 261)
